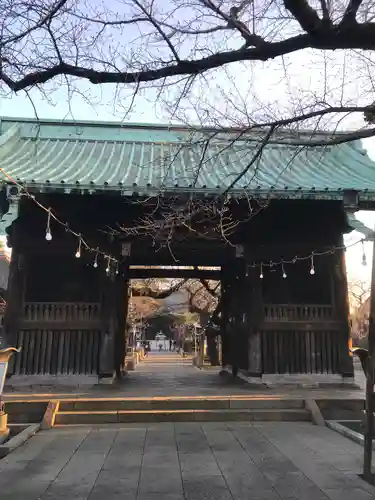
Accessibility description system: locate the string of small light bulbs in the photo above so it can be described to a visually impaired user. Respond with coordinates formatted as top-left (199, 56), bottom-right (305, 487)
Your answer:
top-left (44, 206), bottom-right (120, 275)
top-left (35, 200), bottom-right (372, 280)
top-left (0, 167), bottom-right (120, 275)
top-left (0, 166), bottom-right (368, 278)
top-left (247, 237), bottom-right (368, 279)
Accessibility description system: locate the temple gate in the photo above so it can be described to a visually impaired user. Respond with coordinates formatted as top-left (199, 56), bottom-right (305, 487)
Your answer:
top-left (0, 117), bottom-right (372, 383)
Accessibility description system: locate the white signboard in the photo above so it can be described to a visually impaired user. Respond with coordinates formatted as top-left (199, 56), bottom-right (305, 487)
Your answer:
top-left (0, 362), bottom-right (7, 394)
top-left (121, 243), bottom-right (131, 257)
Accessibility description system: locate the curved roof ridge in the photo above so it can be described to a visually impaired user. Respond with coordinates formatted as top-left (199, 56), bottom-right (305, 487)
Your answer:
top-left (0, 115), bottom-right (363, 139)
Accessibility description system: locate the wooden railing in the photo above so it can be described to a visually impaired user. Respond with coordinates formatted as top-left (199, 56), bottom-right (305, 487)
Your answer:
top-left (263, 304), bottom-right (334, 322)
top-left (23, 302), bottom-right (101, 322)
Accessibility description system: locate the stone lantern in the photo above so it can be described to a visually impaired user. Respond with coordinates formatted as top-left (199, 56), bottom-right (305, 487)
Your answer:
top-left (0, 347), bottom-right (20, 437)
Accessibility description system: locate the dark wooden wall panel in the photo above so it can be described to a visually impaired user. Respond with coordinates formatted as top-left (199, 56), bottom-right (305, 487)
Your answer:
top-left (9, 330), bottom-right (102, 375)
top-left (260, 330), bottom-right (341, 374)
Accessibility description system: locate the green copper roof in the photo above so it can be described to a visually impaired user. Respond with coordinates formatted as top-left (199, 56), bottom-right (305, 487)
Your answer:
top-left (1, 117), bottom-right (375, 200)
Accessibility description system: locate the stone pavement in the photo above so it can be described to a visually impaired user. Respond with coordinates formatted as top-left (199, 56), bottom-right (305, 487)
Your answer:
top-left (116, 352), bottom-right (255, 397)
top-left (4, 351), bottom-right (263, 399)
top-left (4, 351), bottom-right (366, 401)
top-left (1, 421), bottom-right (375, 499)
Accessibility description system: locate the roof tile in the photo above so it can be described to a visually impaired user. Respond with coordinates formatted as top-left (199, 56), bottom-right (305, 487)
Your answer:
top-left (0, 118), bottom-right (375, 198)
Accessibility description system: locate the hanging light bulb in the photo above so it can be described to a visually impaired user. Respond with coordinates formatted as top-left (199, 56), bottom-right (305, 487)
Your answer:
top-left (93, 248), bottom-right (99, 268)
top-left (362, 240), bottom-right (367, 266)
top-left (310, 254), bottom-right (315, 275)
top-left (260, 263), bottom-right (263, 279)
top-left (105, 256), bottom-right (111, 274)
top-left (45, 208), bottom-right (52, 241)
top-left (75, 235), bottom-right (82, 258)
top-left (115, 262), bottom-right (119, 275)
top-left (281, 262), bottom-right (287, 279)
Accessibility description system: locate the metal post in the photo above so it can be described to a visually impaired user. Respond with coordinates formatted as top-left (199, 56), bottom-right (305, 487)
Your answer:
top-left (199, 329), bottom-right (205, 366)
top-left (364, 233), bottom-right (375, 482)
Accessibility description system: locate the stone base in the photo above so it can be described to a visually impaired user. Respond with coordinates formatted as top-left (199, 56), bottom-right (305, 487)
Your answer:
top-left (5, 374), bottom-right (99, 391)
top-left (0, 424), bottom-right (40, 459)
top-left (98, 372), bottom-right (116, 385)
top-left (0, 412), bottom-right (8, 433)
top-left (326, 420), bottom-right (372, 449)
top-left (192, 355), bottom-right (203, 368)
top-left (262, 373), bottom-right (358, 389)
top-left (223, 366), bottom-right (360, 389)
top-left (126, 356), bottom-right (136, 371)
top-left (223, 367), bottom-right (267, 387)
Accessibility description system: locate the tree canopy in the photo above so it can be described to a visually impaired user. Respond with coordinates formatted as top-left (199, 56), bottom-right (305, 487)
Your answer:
top-left (2, 1), bottom-right (375, 143)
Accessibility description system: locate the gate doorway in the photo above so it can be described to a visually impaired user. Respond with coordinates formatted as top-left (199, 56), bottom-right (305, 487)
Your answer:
top-left (117, 266), bottom-right (222, 384)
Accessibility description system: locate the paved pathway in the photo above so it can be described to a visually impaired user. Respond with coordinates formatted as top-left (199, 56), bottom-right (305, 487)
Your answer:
top-left (4, 351), bottom-right (366, 400)
top-left (1, 421), bottom-right (375, 499)
top-left (115, 351), bottom-right (254, 397)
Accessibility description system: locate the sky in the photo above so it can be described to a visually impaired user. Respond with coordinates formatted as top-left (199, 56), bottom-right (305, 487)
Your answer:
top-left (345, 211), bottom-right (375, 283)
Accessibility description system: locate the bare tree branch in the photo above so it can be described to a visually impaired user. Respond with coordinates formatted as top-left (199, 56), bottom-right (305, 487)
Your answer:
top-left (283, 0), bottom-right (323, 33)
top-left (131, 0), bottom-right (181, 62)
top-left (341, 0), bottom-right (364, 24)
top-left (1, 0), bottom-right (69, 47)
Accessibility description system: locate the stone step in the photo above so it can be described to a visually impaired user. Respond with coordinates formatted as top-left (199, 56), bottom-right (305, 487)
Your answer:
top-left (141, 357), bottom-right (192, 360)
top-left (5, 401), bottom-right (48, 424)
top-left (141, 356), bottom-right (190, 358)
top-left (142, 358), bottom-right (192, 365)
top-left (141, 359), bottom-right (192, 363)
top-left (58, 398), bottom-right (305, 412)
top-left (54, 408), bottom-right (311, 425)
top-left (139, 362), bottom-right (192, 365)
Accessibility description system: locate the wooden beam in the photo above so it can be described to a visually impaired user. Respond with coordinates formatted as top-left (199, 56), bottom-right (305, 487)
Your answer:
top-left (114, 266), bottom-right (129, 378)
top-left (19, 320), bottom-right (102, 330)
top-left (128, 268), bottom-right (221, 279)
top-left (260, 321), bottom-right (340, 331)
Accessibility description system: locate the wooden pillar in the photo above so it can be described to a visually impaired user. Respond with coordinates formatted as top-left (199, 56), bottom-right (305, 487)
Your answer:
top-left (225, 254), bottom-right (264, 376)
top-left (220, 263), bottom-right (238, 368)
top-left (246, 267), bottom-right (264, 376)
top-left (114, 263), bottom-right (130, 378)
top-left (198, 330), bottom-right (205, 366)
top-left (221, 255), bottom-right (264, 374)
top-left (222, 258), bottom-right (248, 374)
top-left (220, 265), bottom-right (230, 367)
top-left (332, 239), bottom-right (354, 377)
top-left (99, 267), bottom-right (117, 378)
